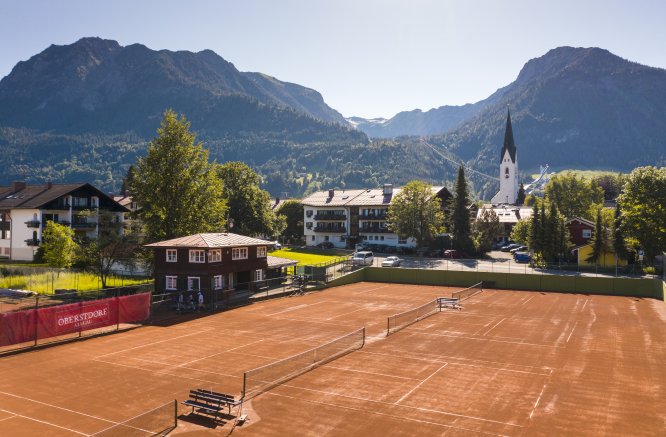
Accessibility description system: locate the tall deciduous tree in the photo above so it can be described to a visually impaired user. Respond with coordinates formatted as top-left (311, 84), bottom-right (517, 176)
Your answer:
top-left (612, 203), bottom-right (627, 261)
top-left (276, 199), bottom-right (304, 243)
top-left (545, 172), bottom-right (604, 219)
top-left (42, 222), bottom-right (78, 269)
top-left (388, 180), bottom-right (444, 249)
top-left (130, 110), bottom-right (227, 242)
top-left (617, 166), bottom-right (666, 264)
top-left (450, 166), bottom-right (473, 253)
top-left (217, 162), bottom-right (285, 237)
top-left (511, 219), bottom-right (531, 245)
top-left (473, 208), bottom-right (502, 254)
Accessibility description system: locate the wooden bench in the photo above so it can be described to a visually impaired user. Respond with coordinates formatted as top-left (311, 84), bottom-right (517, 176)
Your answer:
top-left (182, 389), bottom-right (239, 420)
top-left (438, 297), bottom-right (460, 309)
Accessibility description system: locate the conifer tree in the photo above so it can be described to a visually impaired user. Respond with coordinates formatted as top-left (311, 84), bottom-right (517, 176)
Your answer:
top-left (450, 166), bottom-right (474, 254)
top-left (586, 208), bottom-right (607, 264)
top-left (612, 203), bottom-right (627, 261)
top-left (516, 183), bottom-right (526, 205)
top-left (529, 201), bottom-right (540, 254)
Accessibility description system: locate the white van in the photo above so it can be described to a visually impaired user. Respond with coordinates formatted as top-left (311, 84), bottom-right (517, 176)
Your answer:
top-left (351, 251), bottom-right (374, 266)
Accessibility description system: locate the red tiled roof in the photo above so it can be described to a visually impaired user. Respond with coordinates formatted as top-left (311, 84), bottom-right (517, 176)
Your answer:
top-left (144, 233), bottom-right (272, 248)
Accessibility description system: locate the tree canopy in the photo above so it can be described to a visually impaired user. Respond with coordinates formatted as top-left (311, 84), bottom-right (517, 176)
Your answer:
top-left (42, 222), bottom-right (78, 269)
top-left (130, 110), bottom-right (227, 242)
top-left (450, 166), bottom-right (474, 253)
top-left (217, 162), bottom-right (285, 237)
top-left (617, 166), bottom-right (666, 264)
top-left (545, 172), bottom-right (603, 219)
top-left (276, 199), bottom-right (304, 243)
top-left (388, 180), bottom-right (444, 248)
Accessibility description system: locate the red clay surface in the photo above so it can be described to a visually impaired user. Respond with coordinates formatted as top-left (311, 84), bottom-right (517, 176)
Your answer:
top-left (0, 281), bottom-right (665, 436)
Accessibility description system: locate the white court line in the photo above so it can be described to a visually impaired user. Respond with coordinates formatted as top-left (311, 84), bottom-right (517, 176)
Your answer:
top-left (0, 408), bottom-right (87, 436)
top-left (95, 358), bottom-right (241, 384)
top-left (324, 365), bottom-right (422, 381)
top-left (356, 285), bottom-right (390, 294)
top-left (0, 414), bottom-right (16, 423)
top-left (95, 328), bottom-right (214, 359)
top-left (359, 350), bottom-right (553, 374)
top-left (395, 363), bottom-right (448, 404)
top-left (530, 383), bottom-right (548, 419)
top-left (0, 391), bottom-right (117, 424)
top-left (175, 338), bottom-right (265, 367)
top-left (481, 318), bottom-right (506, 336)
top-left (265, 301), bottom-right (327, 316)
top-left (275, 382), bottom-right (522, 428)
top-left (325, 306), bottom-right (368, 321)
top-left (96, 356), bottom-right (240, 378)
top-left (264, 392), bottom-right (507, 436)
top-left (521, 295), bottom-right (535, 306)
top-left (566, 321), bottom-right (578, 343)
top-left (272, 316), bottom-right (351, 326)
top-left (581, 299), bottom-right (590, 312)
top-left (406, 329), bottom-right (562, 348)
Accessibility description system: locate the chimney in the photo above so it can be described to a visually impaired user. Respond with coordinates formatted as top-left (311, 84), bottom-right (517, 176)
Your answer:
top-left (328, 189), bottom-right (334, 198)
top-left (11, 181), bottom-right (26, 192)
top-left (45, 181), bottom-right (53, 190)
top-left (383, 184), bottom-right (393, 196)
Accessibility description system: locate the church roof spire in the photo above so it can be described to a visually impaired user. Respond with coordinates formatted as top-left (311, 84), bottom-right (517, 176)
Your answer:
top-left (500, 108), bottom-right (517, 163)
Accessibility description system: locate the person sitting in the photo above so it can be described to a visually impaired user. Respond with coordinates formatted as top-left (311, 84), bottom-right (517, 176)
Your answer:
top-left (197, 291), bottom-right (204, 311)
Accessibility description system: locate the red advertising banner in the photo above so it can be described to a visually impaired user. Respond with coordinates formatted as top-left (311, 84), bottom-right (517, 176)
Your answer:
top-left (0, 292), bottom-right (151, 348)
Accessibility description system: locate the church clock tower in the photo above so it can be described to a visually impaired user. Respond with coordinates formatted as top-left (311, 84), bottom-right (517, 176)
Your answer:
top-left (491, 110), bottom-right (519, 204)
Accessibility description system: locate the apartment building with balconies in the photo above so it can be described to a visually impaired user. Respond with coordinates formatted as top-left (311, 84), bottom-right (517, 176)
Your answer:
top-left (301, 184), bottom-right (451, 250)
top-left (0, 182), bottom-right (128, 261)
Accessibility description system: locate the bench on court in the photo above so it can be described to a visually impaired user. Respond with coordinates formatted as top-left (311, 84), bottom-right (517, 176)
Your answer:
top-left (438, 297), bottom-right (460, 309)
top-left (181, 389), bottom-right (240, 420)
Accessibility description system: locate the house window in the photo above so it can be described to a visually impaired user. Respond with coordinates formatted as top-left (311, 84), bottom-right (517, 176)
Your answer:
top-left (257, 246), bottom-right (267, 258)
top-left (306, 222), bottom-right (313, 229)
top-left (311, 235), bottom-right (315, 241)
top-left (166, 249), bottom-right (177, 262)
top-left (165, 275), bottom-right (178, 290)
top-left (254, 269), bottom-right (264, 282)
top-left (189, 250), bottom-right (205, 263)
top-left (213, 275), bottom-right (224, 290)
top-left (398, 238), bottom-right (407, 244)
top-left (232, 247), bottom-right (248, 260)
top-left (208, 249), bottom-right (222, 263)
top-left (582, 229), bottom-right (592, 239)
top-left (306, 210), bottom-right (313, 218)
top-left (324, 236), bottom-right (329, 242)
top-left (188, 277), bottom-right (200, 291)
top-left (380, 236), bottom-right (384, 241)
top-left (340, 236), bottom-right (345, 242)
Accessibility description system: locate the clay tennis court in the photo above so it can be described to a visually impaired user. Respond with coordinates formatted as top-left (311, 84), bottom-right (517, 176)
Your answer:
top-left (0, 281), bottom-right (664, 436)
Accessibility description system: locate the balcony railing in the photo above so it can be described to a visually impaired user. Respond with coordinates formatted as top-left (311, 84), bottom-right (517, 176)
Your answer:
top-left (25, 239), bottom-right (40, 246)
top-left (359, 226), bottom-right (392, 233)
top-left (314, 213), bottom-right (347, 221)
top-left (313, 225), bottom-right (346, 233)
top-left (359, 212), bottom-right (387, 220)
top-left (71, 221), bottom-right (97, 229)
top-left (24, 220), bottom-right (41, 228)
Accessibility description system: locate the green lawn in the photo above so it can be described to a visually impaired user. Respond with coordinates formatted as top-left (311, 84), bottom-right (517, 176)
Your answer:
top-left (270, 248), bottom-right (346, 266)
top-left (0, 271), bottom-right (149, 295)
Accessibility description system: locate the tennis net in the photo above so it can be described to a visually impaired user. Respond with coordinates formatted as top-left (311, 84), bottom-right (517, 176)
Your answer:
top-left (386, 298), bottom-right (439, 336)
top-left (242, 327), bottom-right (365, 400)
top-left (90, 400), bottom-right (177, 436)
top-left (451, 281), bottom-right (483, 301)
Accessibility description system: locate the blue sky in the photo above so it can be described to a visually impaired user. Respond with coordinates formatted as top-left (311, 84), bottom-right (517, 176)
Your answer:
top-left (1, 0), bottom-right (664, 118)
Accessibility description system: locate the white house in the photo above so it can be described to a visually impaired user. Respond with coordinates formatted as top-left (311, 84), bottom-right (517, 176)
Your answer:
top-left (301, 184), bottom-right (451, 250)
top-left (0, 182), bottom-right (128, 261)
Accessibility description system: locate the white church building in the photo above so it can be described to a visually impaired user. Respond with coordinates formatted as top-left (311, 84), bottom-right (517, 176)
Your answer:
top-left (491, 110), bottom-right (519, 204)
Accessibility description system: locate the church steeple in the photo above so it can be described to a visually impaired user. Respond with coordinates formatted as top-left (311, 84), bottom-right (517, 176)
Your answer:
top-left (500, 109), bottom-right (517, 163)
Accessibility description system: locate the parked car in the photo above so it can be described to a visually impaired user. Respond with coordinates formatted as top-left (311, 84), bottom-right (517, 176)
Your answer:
top-left (381, 256), bottom-right (402, 267)
top-left (493, 240), bottom-right (513, 250)
top-left (501, 243), bottom-right (521, 252)
top-left (316, 241), bottom-right (334, 249)
top-left (514, 252), bottom-right (531, 263)
top-left (510, 245), bottom-right (528, 254)
top-left (443, 249), bottom-right (463, 259)
top-left (351, 251), bottom-right (374, 266)
top-left (271, 241), bottom-right (282, 250)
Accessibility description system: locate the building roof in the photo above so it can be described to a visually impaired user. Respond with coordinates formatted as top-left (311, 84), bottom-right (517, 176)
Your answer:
top-left (0, 182), bottom-right (127, 212)
top-left (476, 204), bottom-right (533, 224)
top-left (144, 233), bottom-right (272, 248)
top-left (566, 217), bottom-right (595, 228)
top-left (302, 186), bottom-right (448, 207)
top-left (267, 255), bottom-right (298, 268)
top-left (500, 109), bottom-right (517, 163)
